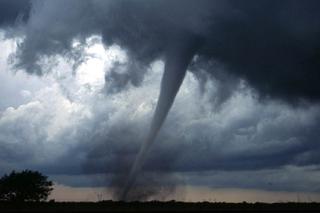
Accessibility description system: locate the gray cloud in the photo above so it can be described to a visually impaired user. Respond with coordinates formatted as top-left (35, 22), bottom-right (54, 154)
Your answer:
top-left (0, 0), bottom-right (30, 27)
top-left (184, 166), bottom-right (320, 193)
top-left (105, 60), bottom-right (148, 94)
top-left (1, 0), bottom-right (319, 102)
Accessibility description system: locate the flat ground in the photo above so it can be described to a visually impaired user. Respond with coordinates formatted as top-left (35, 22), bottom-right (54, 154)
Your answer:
top-left (1, 201), bottom-right (320, 212)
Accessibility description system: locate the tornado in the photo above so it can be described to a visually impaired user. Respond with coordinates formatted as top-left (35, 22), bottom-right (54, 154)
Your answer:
top-left (120, 34), bottom-right (202, 200)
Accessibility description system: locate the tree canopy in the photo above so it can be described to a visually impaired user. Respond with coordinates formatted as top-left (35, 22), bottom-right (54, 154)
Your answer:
top-left (0, 170), bottom-right (53, 202)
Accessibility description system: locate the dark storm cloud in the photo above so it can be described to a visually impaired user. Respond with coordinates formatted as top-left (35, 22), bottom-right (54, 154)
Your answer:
top-left (198, 0), bottom-right (320, 103)
top-left (2, 0), bottom-right (319, 103)
top-left (0, 0), bottom-right (31, 27)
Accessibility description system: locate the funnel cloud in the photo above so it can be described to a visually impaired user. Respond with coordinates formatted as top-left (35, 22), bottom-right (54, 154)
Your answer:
top-left (119, 34), bottom-right (202, 200)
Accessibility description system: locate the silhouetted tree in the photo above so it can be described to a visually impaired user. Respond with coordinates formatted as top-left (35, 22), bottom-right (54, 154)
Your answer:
top-left (0, 170), bottom-right (53, 202)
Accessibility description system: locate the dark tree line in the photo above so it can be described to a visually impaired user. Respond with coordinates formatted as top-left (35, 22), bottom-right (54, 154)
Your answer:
top-left (0, 170), bottom-right (53, 202)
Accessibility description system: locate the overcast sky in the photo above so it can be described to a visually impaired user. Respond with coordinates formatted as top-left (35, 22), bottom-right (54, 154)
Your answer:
top-left (0, 0), bottom-right (320, 202)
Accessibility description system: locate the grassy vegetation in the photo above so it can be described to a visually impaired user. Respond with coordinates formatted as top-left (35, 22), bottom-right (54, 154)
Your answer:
top-left (1, 201), bottom-right (320, 212)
